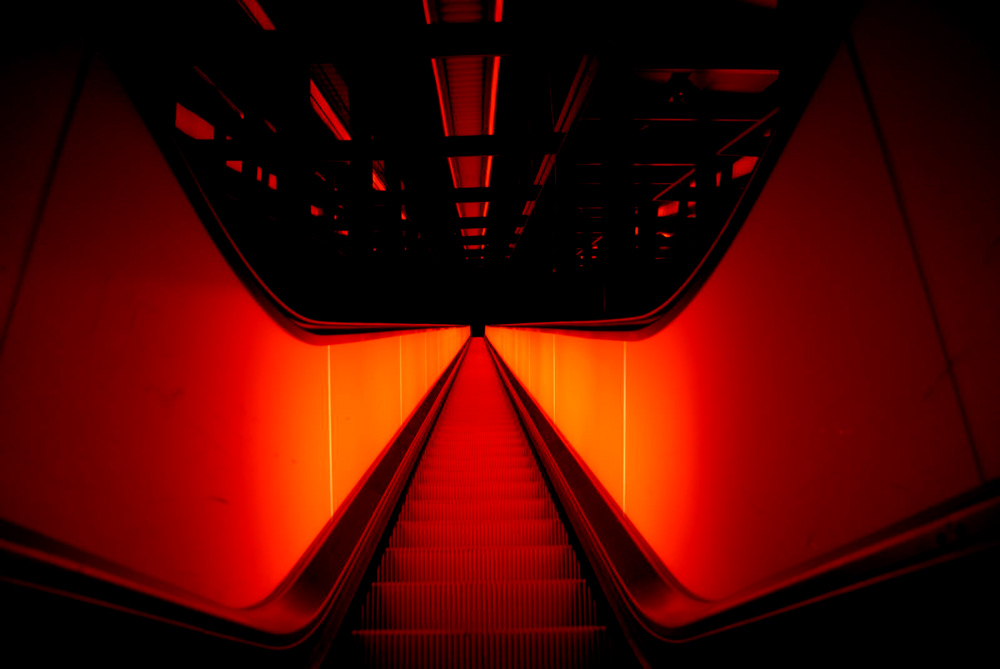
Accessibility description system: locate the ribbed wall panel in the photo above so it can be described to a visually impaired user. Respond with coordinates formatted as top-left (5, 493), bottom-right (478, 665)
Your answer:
top-left (350, 339), bottom-right (608, 666)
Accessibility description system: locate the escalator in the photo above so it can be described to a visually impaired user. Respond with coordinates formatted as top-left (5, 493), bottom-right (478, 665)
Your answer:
top-left (331, 338), bottom-right (631, 667)
top-left (3, 333), bottom-right (997, 664)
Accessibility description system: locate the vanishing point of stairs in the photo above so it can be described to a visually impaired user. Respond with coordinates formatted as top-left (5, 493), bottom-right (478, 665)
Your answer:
top-left (348, 339), bottom-right (610, 667)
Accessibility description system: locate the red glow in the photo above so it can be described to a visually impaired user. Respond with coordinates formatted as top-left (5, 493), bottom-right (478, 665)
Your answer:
top-left (430, 59), bottom-right (451, 137)
top-left (484, 153), bottom-right (495, 188)
top-left (732, 155), bottom-right (759, 179)
top-left (487, 57), bottom-right (500, 136)
top-left (353, 341), bottom-right (601, 665)
top-left (310, 205), bottom-right (322, 217)
top-left (264, 119), bottom-right (277, 133)
top-left (268, 173), bottom-right (277, 190)
top-left (256, 166), bottom-right (263, 181)
top-left (237, 0), bottom-right (276, 30)
top-left (458, 201), bottom-right (488, 220)
top-left (0, 52), bottom-right (478, 616)
top-left (327, 332), bottom-right (468, 515)
top-left (174, 103), bottom-right (213, 140)
top-left (657, 201), bottom-right (679, 217)
top-left (372, 161), bottom-right (387, 191)
top-left (310, 80), bottom-right (351, 141)
top-left (7, 5), bottom-right (998, 650)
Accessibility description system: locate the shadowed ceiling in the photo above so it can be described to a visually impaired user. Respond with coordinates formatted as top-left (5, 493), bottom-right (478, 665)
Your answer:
top-left (99, 0), bottom-right (852, 327)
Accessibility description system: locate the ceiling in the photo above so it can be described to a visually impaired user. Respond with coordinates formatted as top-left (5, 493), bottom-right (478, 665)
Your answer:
top-left (100, 0), bottom-right (855, 328)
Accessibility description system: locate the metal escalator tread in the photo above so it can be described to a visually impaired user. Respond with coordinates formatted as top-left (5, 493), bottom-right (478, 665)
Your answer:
top-left (349, 339), bottom-right (610, 668)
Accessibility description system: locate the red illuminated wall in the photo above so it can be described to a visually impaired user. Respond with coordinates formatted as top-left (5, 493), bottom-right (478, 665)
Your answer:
top-left (489, 0), bottom-right (997, 602)
top-left (850, 0), bottom-right (1000, 478)
top-left (0, 50), bottom-right (467, 608)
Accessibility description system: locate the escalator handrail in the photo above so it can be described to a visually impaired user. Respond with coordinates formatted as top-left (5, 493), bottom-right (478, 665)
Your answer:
top-left (485, 337), bottom-right (1000, 662)
top-left (0, 338), bottom-right (472, 656)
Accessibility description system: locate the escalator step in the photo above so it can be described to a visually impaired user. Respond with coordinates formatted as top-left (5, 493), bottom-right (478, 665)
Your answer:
top-left (360, 580), bottom-right (598, 629)
top-left (353, 627), bottom-right (608, 669)
top-left (406, 481), bottom-right (548, 501)
top-left (376, 546), bottom-right (582, 582)
top-left (388, 520), bottom-right (569, 548)
top-left (346, 339), bottom-right (610, 667)
top-left (399, 498), bottom-right (559, 522)
top-left (413, 467), bottom-right (541, 483)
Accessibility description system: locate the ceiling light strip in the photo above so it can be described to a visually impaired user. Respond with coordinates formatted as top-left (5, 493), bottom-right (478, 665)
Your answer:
top-left (310, 80), bottom-right (351, 141)
top-left (237, 0), bottom-right (276, 30)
